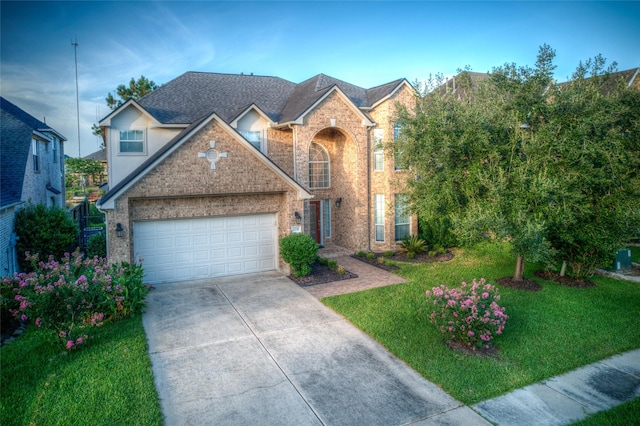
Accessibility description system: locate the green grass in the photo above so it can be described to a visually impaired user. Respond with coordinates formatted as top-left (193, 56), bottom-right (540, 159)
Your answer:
top-left (322, 241), bottom-right (640, 404)
top-left (571, 397), bottom-right (640, 425)
top-left (0, 315), bottom-right (162, 426)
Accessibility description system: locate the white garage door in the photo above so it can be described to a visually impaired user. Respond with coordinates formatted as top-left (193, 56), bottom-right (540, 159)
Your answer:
top-left (133, 214), bottom-right (277, 284)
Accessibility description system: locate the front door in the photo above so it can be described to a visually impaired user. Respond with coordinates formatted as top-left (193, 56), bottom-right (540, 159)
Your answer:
top-left (309, 201), bottom-right (322, 245)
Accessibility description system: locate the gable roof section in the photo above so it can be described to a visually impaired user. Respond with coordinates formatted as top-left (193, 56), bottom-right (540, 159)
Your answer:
top-left (99, 99), bottom-right (165, 127)
top-left (1, 97), bottom-right (66, 207)
top-left (135, 72), bottom-right (298, 124)
top-left (98, 112), bottom-right (312, 209)
top-left (367, 79), bottom-right (415, 109)
top-left (111, 72), bottom-right (410, 129)
top-left (278, 74), bottom-right (375, 126)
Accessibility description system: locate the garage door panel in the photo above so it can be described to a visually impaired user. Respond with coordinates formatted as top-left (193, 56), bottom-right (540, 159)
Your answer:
top-left (134, 214), bottom-right (276, 284)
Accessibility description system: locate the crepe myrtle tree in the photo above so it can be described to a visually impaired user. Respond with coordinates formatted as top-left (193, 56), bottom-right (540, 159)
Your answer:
top-left (394, 45), bottom-right (640, 280)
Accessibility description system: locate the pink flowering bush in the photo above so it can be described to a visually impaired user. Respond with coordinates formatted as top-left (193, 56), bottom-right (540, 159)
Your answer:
top-left (425, 278), bottom-right (508, 349)
top-left (1, 250), bottom-right (147, 350)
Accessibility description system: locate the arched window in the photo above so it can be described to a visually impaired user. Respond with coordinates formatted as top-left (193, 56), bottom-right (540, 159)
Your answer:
top-left (309, 142), bottom-right (330, 189)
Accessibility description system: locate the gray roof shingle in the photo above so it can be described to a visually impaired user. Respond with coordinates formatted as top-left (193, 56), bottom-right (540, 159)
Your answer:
top-left (133, 72), bottom-right (407, 126)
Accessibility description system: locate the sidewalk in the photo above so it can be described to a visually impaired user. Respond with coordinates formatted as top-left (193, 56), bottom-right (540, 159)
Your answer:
top-left (473, 349), bottom-right (640, 425)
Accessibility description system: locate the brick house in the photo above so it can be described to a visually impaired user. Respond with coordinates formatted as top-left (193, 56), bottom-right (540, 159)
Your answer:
top-left (97, 72), bottom-right (417, 284)
top-left (0, 97), bottom-right (66, 276)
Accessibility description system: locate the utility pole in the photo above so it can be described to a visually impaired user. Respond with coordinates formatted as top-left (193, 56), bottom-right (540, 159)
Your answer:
top-left (72, 37), bottom-right (81, 157)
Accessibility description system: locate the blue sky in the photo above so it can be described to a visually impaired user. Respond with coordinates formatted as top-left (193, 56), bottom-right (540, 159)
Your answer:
top-left (1, 1), bottom-right (638, 157)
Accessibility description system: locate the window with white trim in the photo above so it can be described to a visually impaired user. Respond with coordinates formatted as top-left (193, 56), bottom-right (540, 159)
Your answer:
top-left (119, 129), bottom-right (145, 154)
top-left (53, 138), bottom-right (58, 163)
top-left (324, 199), bottom-right (331, 238)
top-left (240, 130), bottom-right (263, 151)
top-left (394, 122), bottom-right (404, 171)
top-left (374, 194), bottom-right (385, 242)
top-left (395, 194), bottom-right (410, 241)
top-left (309, 142), bottom-right (330, 189)
top-left (373, 128), bottom-right (384, 171)
top-left (32, 139), bottom-right (40, 172)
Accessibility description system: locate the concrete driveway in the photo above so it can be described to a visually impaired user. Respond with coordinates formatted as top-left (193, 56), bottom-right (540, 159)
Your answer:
top-left (142, 272), bottom-right (488, 425)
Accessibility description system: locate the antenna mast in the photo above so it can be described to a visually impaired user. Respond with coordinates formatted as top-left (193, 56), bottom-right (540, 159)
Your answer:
top-left (72, 36), bottom-right (81, 157)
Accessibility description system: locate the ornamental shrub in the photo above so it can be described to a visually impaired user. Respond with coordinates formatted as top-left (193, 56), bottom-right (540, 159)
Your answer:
top-left (425, 278), bottom-right (508, 350)
top-left (279, 233), bottom-right (318, 277)
top-left (15, 203), bottom-right (79, 272)
top-left (400, 235), bottom-right (428, 255)
top-left (86, 231), bottom-right (107, 258)
top-left (2, 250), bottom-right (147, 350)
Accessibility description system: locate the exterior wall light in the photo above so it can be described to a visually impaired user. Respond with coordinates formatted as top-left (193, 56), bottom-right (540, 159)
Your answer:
top-left (116, 223), bottom-right (124, 238)
top-left (335, 197), bottom-right (342, 208)
top-left (295, 212), bottom-right (302, 224)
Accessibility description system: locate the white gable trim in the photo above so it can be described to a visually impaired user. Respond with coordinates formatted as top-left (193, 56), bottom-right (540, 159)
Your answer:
top-left (229, 104), bottom-right (275, 128)
top-left (98, 113), bottom-right (311, 210)
top-left (370, 80), bottom-right (416, 110)
top-left (293, 86), bottom-right (375, 127)
top-left (99, 99), bottom-right (163, 127)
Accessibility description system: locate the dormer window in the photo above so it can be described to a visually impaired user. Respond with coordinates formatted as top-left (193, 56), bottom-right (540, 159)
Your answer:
top-left (240, 130), bottom-right (263, 151)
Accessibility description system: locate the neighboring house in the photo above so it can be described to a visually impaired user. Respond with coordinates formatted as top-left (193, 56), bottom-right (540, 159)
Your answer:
top-left (97, 72), bottom-right (417, 284)
top-left (0, 97), bottom-right (66, 276)
top-left (82, 148), bottom-right (108, 186)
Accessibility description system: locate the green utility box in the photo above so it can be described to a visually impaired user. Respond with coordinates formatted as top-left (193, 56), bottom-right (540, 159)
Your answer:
top-left (613, 249), bottom-right (632, 271)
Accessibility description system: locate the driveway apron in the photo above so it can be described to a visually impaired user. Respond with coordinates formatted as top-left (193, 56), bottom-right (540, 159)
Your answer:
top-left (143, 272), bottom-right (481, 425)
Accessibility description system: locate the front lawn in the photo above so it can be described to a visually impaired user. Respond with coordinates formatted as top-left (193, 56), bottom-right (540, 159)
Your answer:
top-left (322, 241), bottom-right (640, 404)
top-left (0, 315), bottom-right (162, 426)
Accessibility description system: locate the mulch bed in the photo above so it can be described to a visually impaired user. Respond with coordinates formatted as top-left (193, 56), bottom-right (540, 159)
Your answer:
top-left (534, 270), bottom-right (597, 288)
top-left (351, 250), bottom-right (454, 272)
top-left (496, 276), bottom-right (543, 291)
top-left (288, 262), bottom-right (357, 287)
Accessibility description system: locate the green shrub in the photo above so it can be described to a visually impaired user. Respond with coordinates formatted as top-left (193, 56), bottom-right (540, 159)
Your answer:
top-left (384, 250), bottom-right (394, 257)
top-left (15, 203), bottom-right (78, 271)
top-left (400, 235), bottom-right (428, 255)
top-left (366, 252), bottom-right (376, 260)
top-left (336, 265), bottom-right (346, 275)
top-left (86, 232), bottom-right (107, 258)
top-left (318, 257), bottom-right (329, 266)
top-left (327, 259), bottom-right (338, 271)
top-left (88, 202), bottom-right (106, 226)
top-left (407, 252), bottom-right (415, 259)
top-left (377, 256), bottom-right (385, 264)
top-left (357, 250), bottom-right (366, 257)
top-left (280, 233), bottom-right (318, 277)
top-left (2, 251), bottom-right (147, 350)
top-left (385, 259), bottom-right (394, 268)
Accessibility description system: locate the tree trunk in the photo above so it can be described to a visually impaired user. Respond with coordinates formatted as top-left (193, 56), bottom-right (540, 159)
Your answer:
top-left (560, 260), bottom-right (567, 277)
top-left (513, 255), bottom-right (525, 281)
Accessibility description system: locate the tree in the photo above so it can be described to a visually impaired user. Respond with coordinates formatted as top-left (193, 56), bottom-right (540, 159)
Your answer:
top-left (395, 45), bottom-right (640, 280)
top-left (542, 57), bottom-right (640, 277)
top-left (105, 75), bottom-right (158, 110)
top-left (65, 157), bottom-right (106, 186)
top-left (15, 203), bottom-right (78, 271)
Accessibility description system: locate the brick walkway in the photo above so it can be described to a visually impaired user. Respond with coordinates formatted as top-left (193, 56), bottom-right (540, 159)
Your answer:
top-left (303, 255), bottom-right (407, 299)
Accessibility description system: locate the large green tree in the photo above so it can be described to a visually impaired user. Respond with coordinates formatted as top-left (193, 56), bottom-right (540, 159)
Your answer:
top-left (395, 45), bottom-right (640, 280)
top-left (105, 75), bottom-right (158, 110)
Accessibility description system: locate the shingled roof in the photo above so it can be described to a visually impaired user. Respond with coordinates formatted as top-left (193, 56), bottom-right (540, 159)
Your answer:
top-left (131, 72), bottom-right (409, 126)
top-left (0, 97), bottom-right (66, 207)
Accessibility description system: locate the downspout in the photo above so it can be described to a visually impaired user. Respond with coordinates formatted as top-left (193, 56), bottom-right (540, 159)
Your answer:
top-left (366, 124), bottom-right (374, 252)
top-left (289, 124), bottom-right (297, 180)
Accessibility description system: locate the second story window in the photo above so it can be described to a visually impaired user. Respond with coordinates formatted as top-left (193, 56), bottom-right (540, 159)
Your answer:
top-left (309, 142), bottom-right (330, 189)
top-left (240, 130), bottom-right (262, 151)
top-left (32, 139), bottom-right (40, 172)
top-left (373, 128), bottom-right (384, 171)
top-left (53, 139), bottom-right (58, 163)
top-left (119, 129), bottom-right (145, 154)
top-left (394, 122), bottom-right (404, 171)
